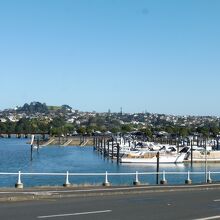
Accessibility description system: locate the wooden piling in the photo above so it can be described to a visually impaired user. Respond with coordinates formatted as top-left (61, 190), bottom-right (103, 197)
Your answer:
top-left (97, 138), bottom-right (99, 152)
top-left (116, 143), bottom-right (120, 163)
top-left (37, 138), bottom-right (40, 153)
top-left (100, 138), bottom-right (103, 155)
top-left (156, 152), bottom-right (159, 184)
top-left (58, 136), bottom-right (61, 145)
top-left (99, 138), bottom-right (101, 153)
top-left (177, 138), bottom-right (179, 153)
top-left (107, 141), bottom-right (110, 157)
top-left (30, 144), bottom-right (33, 161)
top-left (103, 138), bottom-right (106, 157)
top-left (111, 140), bottom-right (114, 160)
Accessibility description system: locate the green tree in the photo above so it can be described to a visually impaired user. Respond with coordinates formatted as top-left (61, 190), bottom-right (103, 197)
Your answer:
top-left (77, 126), bottom-right (86, 135)
top-left (140, 127), bottom-right (153, 138)
top-left (178, 127), bottom-right (189, 137)
top-left (121, 124), bottom-right (132, 133)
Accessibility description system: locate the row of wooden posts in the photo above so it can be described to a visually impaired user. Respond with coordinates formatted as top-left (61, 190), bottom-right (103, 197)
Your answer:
top-left (93, 137), bottom-right (121, 163)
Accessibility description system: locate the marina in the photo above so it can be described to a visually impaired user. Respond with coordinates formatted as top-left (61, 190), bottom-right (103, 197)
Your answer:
top-left (1, 137), bottom-right (220, 187)
top-left (93, 135), bottom-right (220, 164)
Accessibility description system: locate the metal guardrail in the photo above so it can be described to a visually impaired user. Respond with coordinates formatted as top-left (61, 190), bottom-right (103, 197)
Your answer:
top-left (0, 170), bottom-right (218, 188)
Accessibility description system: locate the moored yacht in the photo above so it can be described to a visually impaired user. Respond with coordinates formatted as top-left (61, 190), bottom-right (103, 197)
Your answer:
top-left (120, 147), bottom-right (189, 164)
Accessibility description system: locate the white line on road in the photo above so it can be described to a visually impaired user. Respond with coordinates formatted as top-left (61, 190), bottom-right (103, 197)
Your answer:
top-left (37, 210), bottom-right (112, 219)
top-left (192, 215), bottom-right (220, 220)
top-left (213, 199), bottom-right (220, 202)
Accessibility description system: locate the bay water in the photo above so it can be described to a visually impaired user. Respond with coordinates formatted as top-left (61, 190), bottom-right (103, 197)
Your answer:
top-left (0, 138), bottom-right (220, 187)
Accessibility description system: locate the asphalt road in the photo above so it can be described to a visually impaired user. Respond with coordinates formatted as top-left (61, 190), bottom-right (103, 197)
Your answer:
top-left (1, 186), bottom-right (220, 220)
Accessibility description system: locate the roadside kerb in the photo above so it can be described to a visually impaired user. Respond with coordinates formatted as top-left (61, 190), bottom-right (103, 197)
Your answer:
top-left (1, 183), bottom-right (220, 202)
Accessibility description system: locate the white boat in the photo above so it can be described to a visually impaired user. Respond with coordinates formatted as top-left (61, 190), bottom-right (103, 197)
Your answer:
top-left (185, 149), bottom-right (220, 162)
top-left (120, 147), bottom-right (189, 164)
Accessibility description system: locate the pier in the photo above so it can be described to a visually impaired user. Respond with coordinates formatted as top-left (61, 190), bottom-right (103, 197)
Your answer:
top-left (0, 132), bottom-right (49, 139)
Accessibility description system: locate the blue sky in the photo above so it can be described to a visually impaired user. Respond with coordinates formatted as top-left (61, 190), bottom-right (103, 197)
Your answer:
top-left (0, 0), bottom-right (219, 116)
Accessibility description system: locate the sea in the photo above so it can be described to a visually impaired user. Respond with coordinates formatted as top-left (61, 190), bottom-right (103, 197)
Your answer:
top-left (0, 138), bottom-right (220, 187)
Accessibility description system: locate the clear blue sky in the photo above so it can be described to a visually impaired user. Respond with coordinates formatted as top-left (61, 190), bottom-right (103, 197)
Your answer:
top-left (0, 0), bottom-right (220, 116)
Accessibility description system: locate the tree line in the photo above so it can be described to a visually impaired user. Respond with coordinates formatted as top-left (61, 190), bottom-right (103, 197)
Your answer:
top-left (0, 116), bottom-right (219, 139)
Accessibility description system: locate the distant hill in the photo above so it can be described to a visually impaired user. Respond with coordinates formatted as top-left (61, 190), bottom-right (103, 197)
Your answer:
top-left (17, 102), bottom-right (49, 114)
top-left (16, 102), bottom-right (72, 114)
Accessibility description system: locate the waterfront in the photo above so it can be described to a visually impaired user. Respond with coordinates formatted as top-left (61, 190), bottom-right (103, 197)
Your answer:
top-left (0, 138), bottom-right (220, 187)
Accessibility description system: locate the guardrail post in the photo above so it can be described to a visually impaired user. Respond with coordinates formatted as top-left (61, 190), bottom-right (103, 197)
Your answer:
top-left (207, 171), bottom-right (212, 183)
top-left (103, 171), bottom-right (110, 186)
top-left (133, 171), bottom-right (140, 186)
top-left (160, 170), bottom-right (167, 184)
top-left (185, 171), bottom-right (192, 184)
top-left (63, 171), bottom-right (71, 187)
top-left (15, 171), bottom-right (23, 189)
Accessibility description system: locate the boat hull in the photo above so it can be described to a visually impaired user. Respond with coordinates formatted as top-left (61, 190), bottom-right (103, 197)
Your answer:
top-left (120, 153), bottom-right (186, 164)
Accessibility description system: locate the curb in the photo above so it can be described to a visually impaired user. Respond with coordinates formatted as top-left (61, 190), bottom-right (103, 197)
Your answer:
top-left (1, 183), bottom-right (220, 202)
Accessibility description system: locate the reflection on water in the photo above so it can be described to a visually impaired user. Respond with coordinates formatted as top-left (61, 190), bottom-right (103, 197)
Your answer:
top-left (0, 138), bottom-right (219, 187)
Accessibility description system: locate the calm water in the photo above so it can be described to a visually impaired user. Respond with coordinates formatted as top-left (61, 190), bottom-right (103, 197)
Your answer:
top-left (0, 138), bottom-right (220, 187)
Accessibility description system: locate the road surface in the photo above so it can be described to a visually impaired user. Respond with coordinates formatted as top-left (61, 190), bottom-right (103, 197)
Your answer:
top-left (1, 185), bottom-right (220, 219)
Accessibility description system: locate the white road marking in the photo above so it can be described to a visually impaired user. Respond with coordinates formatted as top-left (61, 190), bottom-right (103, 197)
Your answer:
top-left (213, 199), bottom-right (220, 202)
top-left (37, 210), bottom-right (112, 219)
top-left (192, 215), bottom-right (220, 220)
